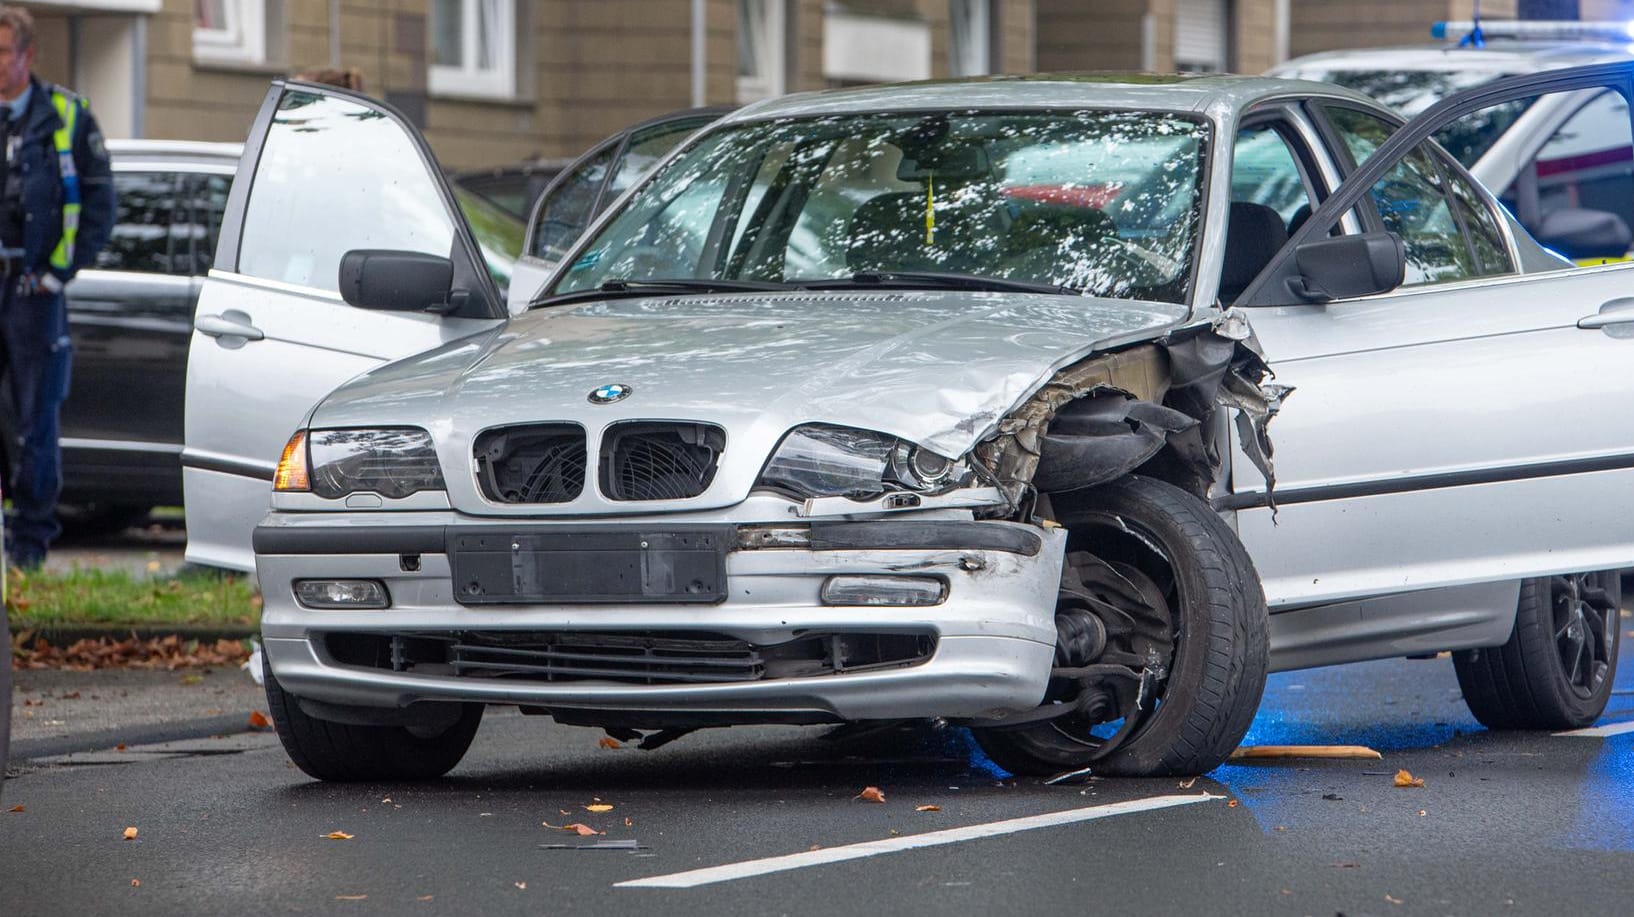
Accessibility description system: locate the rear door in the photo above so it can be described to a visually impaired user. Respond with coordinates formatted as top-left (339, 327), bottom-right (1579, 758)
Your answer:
top-left (507, 109), bottom-right (727, 312)
top-left (1232, 62), bottom-right (1634, 609)
top-left (183, 82), bottom-right (506, 570)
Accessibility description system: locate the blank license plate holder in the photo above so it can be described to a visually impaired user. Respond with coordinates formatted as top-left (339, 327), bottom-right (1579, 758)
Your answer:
top-left (448, 527), bottom-right (731, 605)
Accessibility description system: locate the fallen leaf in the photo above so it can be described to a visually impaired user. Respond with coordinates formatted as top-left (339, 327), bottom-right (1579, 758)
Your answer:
top-left (585, 804), bottom-right (614, 813)
top-left (915, 805), bottom-right (941, 812)
top-left (323, 831), bottom-right (355, 840)
top-left (1393, 769), bottom-right (1425, 788)
top-left (6, 805), bottom-right (22, 813)
top-left (130, 879), bottom-right (140, 888)
top-left (122, 827), bottom-right (138, 840)
top-left (1227, 799), bottom-right (1239, 808)
top-left (248, 710), bottom-right (272, 729)
top-left (180, 674), bottom-right (203, 686)
top-left (855, 786), bottom-right (886, 803)
top-left (809, 844), bottom-right (821, 851)
top-left (1386, 894), bottom-right (1404, 905)
top-left (417, 896), bottom-right (434, 902)
top-left (514, 882), bottom-right (527, 890)
top-left (566, 823), bottom-right (600, 837)
top-left (59, 691), bottom-right (80, 699)
top-left (623, 817), bottom-right (633, 827)
top-left (558, 809), bottom-right (570, 816)
top-left (1231, 745), bottom-right (1381, 760)
top-left (335, 895), bottom-right (367, 901)
top-left (1178, 777), bottom-right (1197, 789)
top-left (1273, 825), bottom-right (1287, 832)
top-left (115, 744), bottom-right (127, 751)
top-left (598, 737), bottom-right (623, 749)
top-left (1418, 809), bottom-right (1427, 817)
top-left (1331, 862), bottom-right (1360, 869)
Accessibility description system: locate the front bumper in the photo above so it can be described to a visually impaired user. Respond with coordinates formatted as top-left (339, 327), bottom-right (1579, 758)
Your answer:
top-left (255, 515), bottom-right (1066, 723)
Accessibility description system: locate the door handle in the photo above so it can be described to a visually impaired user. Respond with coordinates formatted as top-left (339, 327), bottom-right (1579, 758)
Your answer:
top-left (1578, 297), bottom-right (1634, 330)
top-left (195, 311), bottom-right (264, 341)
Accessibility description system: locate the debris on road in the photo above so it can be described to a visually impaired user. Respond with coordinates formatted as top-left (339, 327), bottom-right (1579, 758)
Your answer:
top-left (12, 633), bottom-right (251, 670)
top-left (1321, 793), bottom-right (1344, 801)
top-left (323, 830), bottom-right (355, 840)
top-left (543, 821), bottom-right (603, 836)
top-left (916, 805), bottom-right (942, 812)
top-left (598, 737), bottom-right (623, 749)
top-left (585, 803), bottom-right (614, 813)
top-left (130, 879), bottom-right (140, 887)
top-left (1230, 745), bottom-right (1382, 760)
top-left (855, 786), bottom-right (887, 803)
top-left (1044, 765), bottom-right (1095, 785)
top-left (7, 805), bottom-right (23, 813)
top-left (334, 894), bottom-right (367, 901)
top-left (122, 827), bottom-right (138, 840)
top-left (1393, 769), bottom-right (1426, 788)
top-left (248, 710), bottom-right (272, 730)
top-left (539, 839), bottom-right (649, 852)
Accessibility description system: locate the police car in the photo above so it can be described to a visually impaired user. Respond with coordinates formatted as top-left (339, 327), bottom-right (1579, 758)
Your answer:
top-left (1272, 20), bottom-right (1634, 262)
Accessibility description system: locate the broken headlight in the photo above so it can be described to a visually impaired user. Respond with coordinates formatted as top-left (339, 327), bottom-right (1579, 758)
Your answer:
top-left (280, 428), bottom-right (446, 499)
top-left (756, 424), bottom-right (977, 499)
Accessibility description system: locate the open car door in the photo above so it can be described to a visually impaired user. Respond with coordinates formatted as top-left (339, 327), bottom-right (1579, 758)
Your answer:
top-left (182, 82), bottom-right (506, 570)
top-left (1228, 61), bottom-right (1634, 653)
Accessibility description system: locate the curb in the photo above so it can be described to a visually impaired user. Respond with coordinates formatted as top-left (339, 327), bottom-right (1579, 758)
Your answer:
top-left (10, 624), bottom-right (258, 645)
top-left (10, 712), bottom-right (269, 763)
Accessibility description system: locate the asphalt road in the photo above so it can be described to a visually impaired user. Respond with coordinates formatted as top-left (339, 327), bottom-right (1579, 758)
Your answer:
top-left (3, 651), bottom-right (1632, 917)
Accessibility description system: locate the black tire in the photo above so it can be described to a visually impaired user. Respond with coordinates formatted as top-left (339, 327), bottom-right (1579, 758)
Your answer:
top-left (973, 476), bottom-right (1268, 777)
top-left (263, 655), bottom-right (483, 781)
top-left (1454, 571), bottom-right (1621, 730)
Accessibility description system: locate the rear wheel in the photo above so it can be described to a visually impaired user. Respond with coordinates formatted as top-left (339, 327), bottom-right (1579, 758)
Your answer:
top-left (973, 476), bottom-right (1268, 777)
top-left (1454, 572), bottom-right (1621, 730)
top-left (263, 656), bottom-right (483, 781)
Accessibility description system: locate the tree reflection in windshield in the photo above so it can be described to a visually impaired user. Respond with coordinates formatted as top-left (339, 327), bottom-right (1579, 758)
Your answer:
top-left (1300, 69), bottom-right (1533, 167)
top-left (550, 110), bottom-right (1210, 304)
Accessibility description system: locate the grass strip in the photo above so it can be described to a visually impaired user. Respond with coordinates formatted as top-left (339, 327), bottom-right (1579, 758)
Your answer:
top-left (6, 565), bottom-right (261, 631)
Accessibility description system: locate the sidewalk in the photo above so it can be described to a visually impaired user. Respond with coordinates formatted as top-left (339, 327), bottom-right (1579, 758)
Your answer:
top-left (6, 664), bottom-right (268, 762)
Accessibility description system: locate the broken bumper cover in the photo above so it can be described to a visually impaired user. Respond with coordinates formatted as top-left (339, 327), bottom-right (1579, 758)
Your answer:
top-left (254, 516), bottom-right (1066, 723)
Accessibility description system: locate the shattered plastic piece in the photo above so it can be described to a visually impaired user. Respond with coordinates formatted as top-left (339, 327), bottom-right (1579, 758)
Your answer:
top-left (1393, 769), bottom-right (1425, 788)
top-left (539, 839), bottom-right (649, 851)
top-left (850, 784), bottom-right (891, 803)
top-left (244, 640), bottom-right (264, 684)
top-left (1230, 745), bottom-right (1381, 760)
top-left (1044, 765), bottom-right (1095, 785)
top-left (1321, 793), bottom-right (1343, 801)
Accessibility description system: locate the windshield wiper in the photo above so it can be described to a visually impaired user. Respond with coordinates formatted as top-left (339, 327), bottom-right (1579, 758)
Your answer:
top-left (530, 277), bottom-right (794, 309)
top-left (804, 271), bottom-right (1081, 296)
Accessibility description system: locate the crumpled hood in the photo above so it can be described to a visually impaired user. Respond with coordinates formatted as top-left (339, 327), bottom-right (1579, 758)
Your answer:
top-left (314, 290), bottom-right (1190, 458)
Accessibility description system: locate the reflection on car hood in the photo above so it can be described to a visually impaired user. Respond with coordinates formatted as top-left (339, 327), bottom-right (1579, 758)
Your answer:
top-left (313, 290), bottom-right (1191, 457)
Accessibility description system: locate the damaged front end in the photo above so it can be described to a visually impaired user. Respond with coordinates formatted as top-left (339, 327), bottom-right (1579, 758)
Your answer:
top-left (975, 310), bottom-right (1291, 509)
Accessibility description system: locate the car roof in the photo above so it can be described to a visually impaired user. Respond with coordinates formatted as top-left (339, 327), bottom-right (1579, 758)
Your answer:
top-left (722, 72), bottom-right (1377, 122)
top-left (1273, 41), bottom-right (1634, 76)
top-left (107, 138), bottom-right (243, 167)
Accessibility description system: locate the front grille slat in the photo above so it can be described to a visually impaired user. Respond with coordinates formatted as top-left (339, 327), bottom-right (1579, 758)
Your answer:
top-left (600, 422), bottom-right (726, 501)
top-left (474, 424), bottom-right (587, 504)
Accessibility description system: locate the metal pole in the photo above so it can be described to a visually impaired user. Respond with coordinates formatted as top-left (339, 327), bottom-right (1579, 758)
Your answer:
top-left (691, 0), bottom-right (706, 108)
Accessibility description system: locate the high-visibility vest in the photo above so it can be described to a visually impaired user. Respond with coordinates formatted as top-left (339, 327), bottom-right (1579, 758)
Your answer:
top-left (47, 90), bottom-right (83, 273)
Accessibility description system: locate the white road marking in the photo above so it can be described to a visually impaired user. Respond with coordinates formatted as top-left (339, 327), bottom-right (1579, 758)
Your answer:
top-left (1554, 719), bottom-right (1634, 738)
top-left (616, 792), bottom-right (1225, 889)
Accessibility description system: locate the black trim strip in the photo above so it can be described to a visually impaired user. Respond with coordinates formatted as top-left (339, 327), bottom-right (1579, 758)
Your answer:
top-left (182, 453), bottom-right (276, 482)
top-left (808, 521), bottom-right (1042, 556)
top-left (253, 520), bottom-right (1044, 557)
top-left (1217, 452), bottom-right (1634, 511)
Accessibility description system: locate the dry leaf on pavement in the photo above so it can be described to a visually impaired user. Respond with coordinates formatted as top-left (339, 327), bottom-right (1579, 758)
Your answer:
top-left (122, 827), bottom-right (139, 840)
top-left (915, 805), bottom-right (941, 812)
top-left (323, 831), bottom-right (355, 840)
top-left (1393, 769), bottom-right (1425, 788)
top-left (585, 804), bottom-right (614, 813)
top-left (855, 786), bottom-right (886, 803)
top-left (542, 821), bottom-right (603, 836)
top-left (514, 882), bottom-right (527, 890)
top-left (1386, 894), bottom-right (1404, 905)
top-left (598, 737), bottom-right (623, 749)
top-left (248, 711), bottom-right (272, 730)
top-left (335, 895), bottom-right (367, 901)
top-left (6, 805), bottom-right (23, 813)
top-left (1231, 745), bottom-right (1381, 760)
top-left (130, 879), bottom-right (140, 887)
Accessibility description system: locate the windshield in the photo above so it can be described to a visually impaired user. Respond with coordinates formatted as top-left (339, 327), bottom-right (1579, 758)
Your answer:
top-left (548, 110), bottom-right (1209, 304)
top-left (1293, 68), bottom-right (1530, 167)
top-left (454, 185), bottom-right (525, 295)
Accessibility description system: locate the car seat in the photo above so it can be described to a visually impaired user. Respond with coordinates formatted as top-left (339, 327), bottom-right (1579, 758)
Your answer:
top-left (1218, 201), bottom-right (1289, 303)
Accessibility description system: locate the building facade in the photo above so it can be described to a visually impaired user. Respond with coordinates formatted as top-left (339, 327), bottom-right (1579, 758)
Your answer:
top-left (9, 0), bottom-right (1626, 171)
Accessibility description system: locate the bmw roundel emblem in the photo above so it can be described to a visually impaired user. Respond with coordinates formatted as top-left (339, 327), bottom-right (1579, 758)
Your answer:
top-left (589, 383), bottom-right (632, 404)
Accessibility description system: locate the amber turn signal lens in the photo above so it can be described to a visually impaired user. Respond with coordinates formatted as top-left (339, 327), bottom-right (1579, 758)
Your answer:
top-left (274, 430), bottom-right (311, 492)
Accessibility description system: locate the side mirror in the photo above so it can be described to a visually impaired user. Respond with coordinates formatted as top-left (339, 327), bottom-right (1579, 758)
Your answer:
top-left (1286, 232), bottom-right (1405, 303)
top-left (338, 249), bottom-right (458, 313)
top-left (1532, 207), bottom-right (1633, 261)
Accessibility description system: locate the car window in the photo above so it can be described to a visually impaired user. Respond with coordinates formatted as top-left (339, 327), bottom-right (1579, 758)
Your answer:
top-left (604, 117), bottom-right (713, 203)
top-left (1323, 105), bottom-right (1500, 286)
top-left (1288, 68), bottom-right (1530, 167)
top-left (1230, 123), bottom-right (1316, 224)
top-left (553, 110), bottom-right (1209, 304)
top-left (531, 145), bottom-right (615, 262)
top-left (1501, 90), bottom-right (1634, 263)
top-left (97, 171), bottom-right (185, 275)
top-left (180, 172), bottom-right (232, 275)
top-left (1442, 157), bottom-right (1512, 276)
top-left (454, 184), bottom-right (525, 295)
top-left (237, 90), bottom-right (457, 295)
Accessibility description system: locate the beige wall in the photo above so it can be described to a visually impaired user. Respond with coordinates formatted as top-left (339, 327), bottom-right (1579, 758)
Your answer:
top-left (1036, 0), bottom-right (1149, 71)
top-left (1289, 0), bottom-right (1517, 58)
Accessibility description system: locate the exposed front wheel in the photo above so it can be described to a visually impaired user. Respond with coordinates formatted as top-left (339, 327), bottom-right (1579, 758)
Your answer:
top-left (263, 656), bottom-right (483, 781)
top-left (972, 476), bottom-right (1268, 777)
top-left (1454, 572), bottom-right (1621, 730)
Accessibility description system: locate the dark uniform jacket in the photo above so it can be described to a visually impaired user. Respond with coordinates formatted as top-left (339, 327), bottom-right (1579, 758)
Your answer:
top-left (12, 75), bottom-right (114, 285)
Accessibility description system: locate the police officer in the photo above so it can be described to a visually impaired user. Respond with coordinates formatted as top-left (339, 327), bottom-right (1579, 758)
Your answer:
top-left (0, 7), bottom-right (113, 569)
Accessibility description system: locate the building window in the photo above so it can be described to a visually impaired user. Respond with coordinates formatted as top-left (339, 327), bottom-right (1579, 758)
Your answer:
top-left (948, 0), bottom-right (989, 76)
top-left (430, 0), bottom-right (517, 99)
top-left (737, 0), bottom-right (785, 102)
top-left (194, 0), bottom-right (268, 64)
